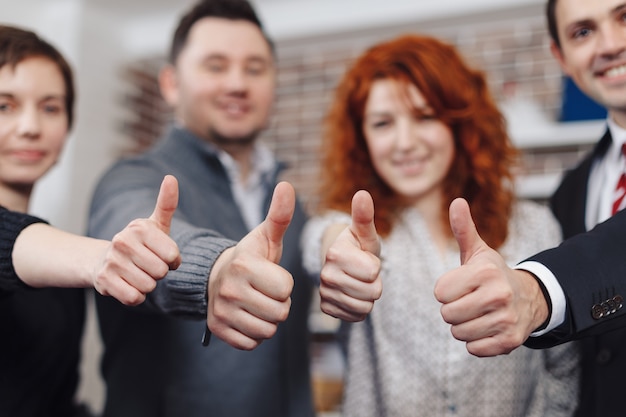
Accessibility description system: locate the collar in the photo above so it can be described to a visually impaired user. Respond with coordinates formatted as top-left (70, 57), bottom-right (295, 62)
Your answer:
top-left (215, 142), bottom-right (277, 189)
top-left (607, 117), bottom-right (626, 162)
top-left (170, 125), bottom-right (278, 187)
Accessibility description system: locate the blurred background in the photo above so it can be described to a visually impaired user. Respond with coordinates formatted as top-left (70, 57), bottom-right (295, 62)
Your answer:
top-left (1, 0), bottom-right (607, 414)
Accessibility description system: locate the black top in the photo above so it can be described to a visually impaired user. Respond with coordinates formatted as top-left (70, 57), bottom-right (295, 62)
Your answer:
top-left (0, 206), bottom-right (86, 417)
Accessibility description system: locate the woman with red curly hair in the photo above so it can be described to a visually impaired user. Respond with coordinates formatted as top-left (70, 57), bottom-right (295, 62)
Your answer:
top-left (302, 34), bottom-right (579, 416)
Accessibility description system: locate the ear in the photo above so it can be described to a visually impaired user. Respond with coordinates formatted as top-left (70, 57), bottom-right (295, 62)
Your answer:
top-left (159, 64), bottom-right (179, 107)
top-left (550, 40), bottom-right (571, 77)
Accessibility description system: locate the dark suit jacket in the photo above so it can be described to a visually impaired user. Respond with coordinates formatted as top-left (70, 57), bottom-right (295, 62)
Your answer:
top-left (526, 129), bottom-right (626, 416)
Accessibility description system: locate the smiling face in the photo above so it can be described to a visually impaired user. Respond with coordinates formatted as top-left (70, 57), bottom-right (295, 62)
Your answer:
top-left (362, 79), bottom-right (455, 206)
top-left (0, 56), bottom-right (68, 200)
top-left (161, 17), bottom-right (275, 148)
top-left (551, 0), bottom-right (626, 125)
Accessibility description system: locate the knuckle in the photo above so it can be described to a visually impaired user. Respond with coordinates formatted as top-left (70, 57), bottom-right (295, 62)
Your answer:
top-left (276, 301), bottom-right (291, 322)
top-left (153, 263), bottom-right (170, 280)
top-left (124, 291), bottom-right (145, 306)
top-left (372, 281), bottom-right (383, 300)
top-left (110, 235), bottom-right (132, 254)
top-left (324, 245), bottom-right (343, 263)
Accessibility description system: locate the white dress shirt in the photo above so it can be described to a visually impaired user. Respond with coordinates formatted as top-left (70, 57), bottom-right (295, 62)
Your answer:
top-left (216, 143), bottom-right (277, 231)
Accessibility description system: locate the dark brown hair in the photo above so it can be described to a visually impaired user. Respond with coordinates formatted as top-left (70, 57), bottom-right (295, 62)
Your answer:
top-left (169, 0), bottom-right (274, 64)
top-left (546, 0), bottom-right (560, 49)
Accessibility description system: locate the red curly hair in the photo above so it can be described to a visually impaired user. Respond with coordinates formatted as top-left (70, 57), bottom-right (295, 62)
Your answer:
top-left (317, 34), bottom-right (518, 249)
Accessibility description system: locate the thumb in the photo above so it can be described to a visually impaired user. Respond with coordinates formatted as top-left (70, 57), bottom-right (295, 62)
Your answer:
top-left (149, 175), bottom-right (179, 234)
top-left (261, 181), bottom-right (295, 248)
top-left (449, 198), bottom-right (485, 265)
top-left (350, 190), bottom-right (379, 255)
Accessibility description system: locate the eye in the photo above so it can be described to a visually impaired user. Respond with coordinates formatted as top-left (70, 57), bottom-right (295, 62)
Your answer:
top-left (43, 104), bottom-right (63, 114)
top-left (571, 26), bottom-right (593, 40)
top-left (203, 59), bottom-right (227, 73)
top-left (370, 119), bottom-right (391, 129)
top-left (412, 108), bottom-right (437, 122)
top-left (0, 101), bottom-right (15, 113)
top-left (244, 59), bottom-right (268, 76)
top-left (245, 62), bottom-right (267, 76)
top-left (418, 113), bottom-right (437, 121)
top-left (40, 99), bottom-right (65, 115)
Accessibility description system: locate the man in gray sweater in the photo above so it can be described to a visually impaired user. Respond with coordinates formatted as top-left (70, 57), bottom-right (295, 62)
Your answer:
top-left (87, 1), bottom-right (314, 416)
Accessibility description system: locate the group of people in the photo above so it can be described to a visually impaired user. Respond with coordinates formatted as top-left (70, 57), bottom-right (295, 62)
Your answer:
top-left (1, 0), bottom-right (626, 416)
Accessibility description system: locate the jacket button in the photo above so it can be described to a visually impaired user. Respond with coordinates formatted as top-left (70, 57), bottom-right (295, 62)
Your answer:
top-left (596, 348), bottom-right (612, 365)
top-left (591, 303), bottom-right (604, 319)
top-left (601, 301), bottom-right (611, 316)
top-left (607, 298), bottom-right (617, 314)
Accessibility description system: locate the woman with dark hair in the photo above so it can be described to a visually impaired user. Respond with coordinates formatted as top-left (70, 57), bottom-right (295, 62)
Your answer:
top-left (302, 34), bottom-right (579, 416)
top-left (0, 25), bottom-right (181, 416)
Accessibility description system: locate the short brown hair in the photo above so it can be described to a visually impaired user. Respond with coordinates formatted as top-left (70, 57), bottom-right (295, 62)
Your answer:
top-left (168, 0), bottom-right (274, 65)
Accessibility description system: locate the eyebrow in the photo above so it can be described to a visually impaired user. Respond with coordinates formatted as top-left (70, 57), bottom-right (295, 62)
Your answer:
top-left (0, 92), bottom-right (65, 101)
top-left (565, 2), bottom-right (626, 32)
top-left (202, 53), bottom-right (271, 64)
top-left (612, 3), bottom-right (626, 14)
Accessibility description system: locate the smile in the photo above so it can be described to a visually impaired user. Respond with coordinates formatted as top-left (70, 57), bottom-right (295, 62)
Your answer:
top-left (394, 159), bottom-right (425, 174)
top-left (222, 102), bottom-right (249, 116)
top-left (9, 150), bottom-right (46, 163)
top-left (603, 64), bottom-right (626, 79)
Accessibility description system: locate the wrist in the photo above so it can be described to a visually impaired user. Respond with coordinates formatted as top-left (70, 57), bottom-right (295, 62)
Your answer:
top-left (521, 270), bottom-right (550, 332)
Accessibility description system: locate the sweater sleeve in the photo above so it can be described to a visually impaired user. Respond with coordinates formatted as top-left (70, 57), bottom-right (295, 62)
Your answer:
top-left (0, 207), bottom-right (48, 294)
top-left (88, 161), bottom-right (236, 319)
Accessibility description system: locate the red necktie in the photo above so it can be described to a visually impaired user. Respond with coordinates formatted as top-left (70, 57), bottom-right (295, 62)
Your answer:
top-left (612, 143), bottom-right (626, 215)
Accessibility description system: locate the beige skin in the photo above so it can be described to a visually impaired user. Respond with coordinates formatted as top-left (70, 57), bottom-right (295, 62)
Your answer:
top-left (434, 199), bottom-right (547, 357)
top-left (364, 79), bottom-right (455, 252)
top-left (160, 17), bottom-right (275, 180)
top-left (0, 57), bottom-right (67, 207)
top-left (0, 57), bottom-right (181, 306)
top-left (159, 17), bottom-right (297, 351)
top-left (317, 190), bottom-right (382, 322)
top-left (14, 176), bottom-right (182, 305)
top-left (434, 0), bottom-right (626, 358)
top-left (551, 0), bottom-right (626, 128)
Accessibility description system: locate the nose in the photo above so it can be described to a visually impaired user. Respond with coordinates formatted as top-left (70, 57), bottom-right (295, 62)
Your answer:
top-left (395, 118), bottom-right (417, 151)
top-left (16, 105), bottom-right (41, 139)
top-left (597, 24), bottom-right (626, 57)
top-left (224, 67), bottom-right (247, 93)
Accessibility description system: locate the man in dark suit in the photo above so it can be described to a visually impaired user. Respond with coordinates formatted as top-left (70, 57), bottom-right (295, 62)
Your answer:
top-left (544, 0), bottom-right (626, 414)
top-left (434, 0), bottom-right (626, 373)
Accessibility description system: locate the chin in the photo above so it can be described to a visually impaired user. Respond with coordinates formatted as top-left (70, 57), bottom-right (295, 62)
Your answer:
top-left (211, 128), bottom-right (260, 146)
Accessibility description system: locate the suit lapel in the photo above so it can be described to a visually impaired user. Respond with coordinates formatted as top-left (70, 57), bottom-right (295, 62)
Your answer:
top-left (550, 129), bottom-right (612, 238)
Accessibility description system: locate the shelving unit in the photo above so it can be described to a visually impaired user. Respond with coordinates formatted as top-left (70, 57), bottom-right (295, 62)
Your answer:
top-left (512, 119), bottom-right (604, 199)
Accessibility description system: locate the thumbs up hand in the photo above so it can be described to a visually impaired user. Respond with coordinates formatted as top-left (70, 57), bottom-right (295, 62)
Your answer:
top-left (206, 181), bottom-right (297, 351)
top-left (433, 198), bottom-right (549, 357)
top-left (318, 190), bottom-right (382, 322)
top-left (94, 175), bottom-right (182, 305)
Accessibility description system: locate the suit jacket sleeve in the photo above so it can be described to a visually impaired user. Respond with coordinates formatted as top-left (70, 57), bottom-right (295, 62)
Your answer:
top-left (524, 208), bottom-right (626, 347)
